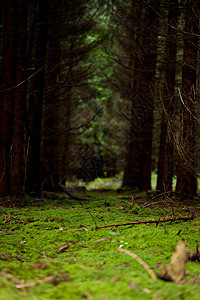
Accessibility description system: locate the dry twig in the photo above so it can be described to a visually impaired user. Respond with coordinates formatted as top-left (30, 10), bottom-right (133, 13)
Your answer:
top-left (117, 248), bottom-right (157, 280)
top-left (95, 215), bottom-right (194, 229)
top-left (15, 275), bottom-right (55, 289)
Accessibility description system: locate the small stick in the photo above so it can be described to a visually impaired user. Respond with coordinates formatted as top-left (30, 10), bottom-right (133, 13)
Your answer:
top-left (0, 272), bottom-right (21, 284)
top-left (117, 248), bottom-right (157, 280)
top-left (183, 226), bottom-right (200, 232)
top-left (16, 275), bottom-right (55, 289)
top-left (95, 215), bottom-right (194, 229)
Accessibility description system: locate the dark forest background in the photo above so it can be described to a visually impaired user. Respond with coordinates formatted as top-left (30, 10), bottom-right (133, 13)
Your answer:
top-left (0, 0), bottom-right (200, 200)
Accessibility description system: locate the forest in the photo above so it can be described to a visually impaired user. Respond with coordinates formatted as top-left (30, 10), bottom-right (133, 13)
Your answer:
top-left (0, 0), bottom-right (200, 299)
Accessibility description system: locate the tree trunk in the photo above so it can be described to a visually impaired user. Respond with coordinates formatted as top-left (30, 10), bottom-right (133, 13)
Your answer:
top-left (0, 0), bottom-right (17, 196)
top-left (11, 0), bottom-right (28, 195)
top-left (123, 0), bottom-right (160, 191)
top-left (176, 0), bottom-right (199, 196)
top-left (156, 0), bottom-right (178, 192)
top-left (40, 0), bottom-right (63, 183)
top-left (26, 0), bottom-right (49, 195)
top-left (0, 2), bottom-right (3, 64)
top-left (41, 0), bottom-right (92, 184)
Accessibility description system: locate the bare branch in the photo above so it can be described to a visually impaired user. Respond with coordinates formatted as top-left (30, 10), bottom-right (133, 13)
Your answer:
top-left (41, 107), bottom-right (103, 142)
top-left (95, 215), bottom-right (195, 229)
top-left (0, 67), bottom-right (44, 93)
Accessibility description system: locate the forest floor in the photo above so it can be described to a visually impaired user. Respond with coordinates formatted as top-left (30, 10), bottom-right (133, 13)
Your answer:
top-left (0, 185), bottom-right (200, 300)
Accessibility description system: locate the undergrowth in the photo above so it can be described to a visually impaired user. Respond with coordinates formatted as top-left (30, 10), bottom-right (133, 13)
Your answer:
top-left (0, 189), bottom-right (200, 299)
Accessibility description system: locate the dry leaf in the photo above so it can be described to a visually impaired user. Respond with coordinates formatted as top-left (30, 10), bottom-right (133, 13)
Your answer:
top-left (157, 241), bottom-right (188, 283)
top-left (57, 244), bottom-right (69, 253)
top-left (124, 262), bottom-right (130, 267)
top-left (129, 281), bottom-right (139, 292)
top-left (83, 291), bottom-right (92, 299)
top-left (98, 261), bottom-right (106, 268)
top-left (143, 288), bottom-right (151, 293)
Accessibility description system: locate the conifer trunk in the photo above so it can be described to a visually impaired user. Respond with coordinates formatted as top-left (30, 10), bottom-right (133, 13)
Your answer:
top-left (11, 0), bottom-right (28, 195)
top-left (157, 0), bottom-right (178, 192)
top-left (26, 0), bottom-right (49, 194)
top-left (0, 0), bottom-right (17, 196)
top-left (123, 0), bottom-right (160, 191)
top-left (176, 0), bottom-right (199, 196)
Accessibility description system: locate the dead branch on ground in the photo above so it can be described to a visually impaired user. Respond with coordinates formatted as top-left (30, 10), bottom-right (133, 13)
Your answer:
top-left (95, 215), bottom-right (194, 229)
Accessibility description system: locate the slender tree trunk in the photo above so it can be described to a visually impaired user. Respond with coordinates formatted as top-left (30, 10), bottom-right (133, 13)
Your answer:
top-left (27, 0), bottom-right (49, 194)
top-left (156, 0), bottom-right (178, 192)
top-left (0, 3), bottom-right (3, 64)
top-left (11, 0), bottom-right (28, 195)
top-left (123, 0), bottom-right (160, 191)
top-left (57, 43), bottom-right (74, 179)
top-left (41, 0), bottom-right (62, 182)
top-left (176, 0), bottom-right (199, 196)
top-left (0, 0), bottom-right (17, 196)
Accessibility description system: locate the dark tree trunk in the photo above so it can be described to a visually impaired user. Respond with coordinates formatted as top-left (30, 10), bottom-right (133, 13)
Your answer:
top-left (176, 0), bottom-right (199, 196)
top-left (11, 0), bottom-right (28, 195)
top-left (123, 0), bottom-right (160, 191)
top-left (26, 0), bottom-right (49, 194)
top-left (41, 0), bottom-right (94, 184)
top-left (41, 0), bottom-right (63, 182)
top-left (0, 3), bottom-right (3, 64)
top-left (0, 0), bottom-right (17, 196)
top-left (156, 0), bottom-right (178, 192)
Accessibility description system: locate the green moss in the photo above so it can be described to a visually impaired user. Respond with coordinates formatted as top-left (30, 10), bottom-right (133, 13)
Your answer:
top-left (0, 191), bottom-right (200, 299)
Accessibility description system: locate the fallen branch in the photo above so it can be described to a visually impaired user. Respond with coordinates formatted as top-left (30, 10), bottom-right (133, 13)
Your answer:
top-left (16, 275), bottom-right (55, 289)
top-left (117, 248), bottom-right (157, 280)
top-left (95, 215), bottom-right (194, 229)
top-left (183, 226), bottom-right (200, 232)
top-left (0, 272), bottom-right (21, 284)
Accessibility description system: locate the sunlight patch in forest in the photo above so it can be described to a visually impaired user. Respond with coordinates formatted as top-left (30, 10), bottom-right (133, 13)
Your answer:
top-left (86, 177), bottom-right (122, 190)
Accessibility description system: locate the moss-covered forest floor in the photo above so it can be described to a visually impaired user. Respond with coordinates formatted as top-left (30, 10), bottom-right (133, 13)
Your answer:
top-left (0, 188), bottom-right (200, 300)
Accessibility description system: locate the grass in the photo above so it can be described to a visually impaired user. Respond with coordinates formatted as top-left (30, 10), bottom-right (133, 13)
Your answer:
top-left (86, 177), bottom-right (122, 190)
top-left (0, 188), bottom-right (200, 299)
top-left (75, 171), bottom-right (178, 191)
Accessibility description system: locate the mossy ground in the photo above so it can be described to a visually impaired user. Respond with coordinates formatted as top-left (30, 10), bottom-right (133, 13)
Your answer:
top-left (0, 188), bottom-right (200, 300)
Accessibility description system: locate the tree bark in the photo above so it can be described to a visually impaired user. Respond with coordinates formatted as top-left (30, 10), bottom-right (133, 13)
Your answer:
top-left (123, 0), bottom-right (160, 191)
top-left (41, 0), bottom-right (63, 184)
top-left (0, 0), bottom-right (17, 196)
top-left (41, 0), bottom-right (94, 184)
top-left (26, 0), bottom-right (49, 194)
top-left (11, 0), bottom-right (28, 195)
top-left (156, 0), bottom-right (178, 192)
top-left (176, 0), bottom-right (199, 196)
